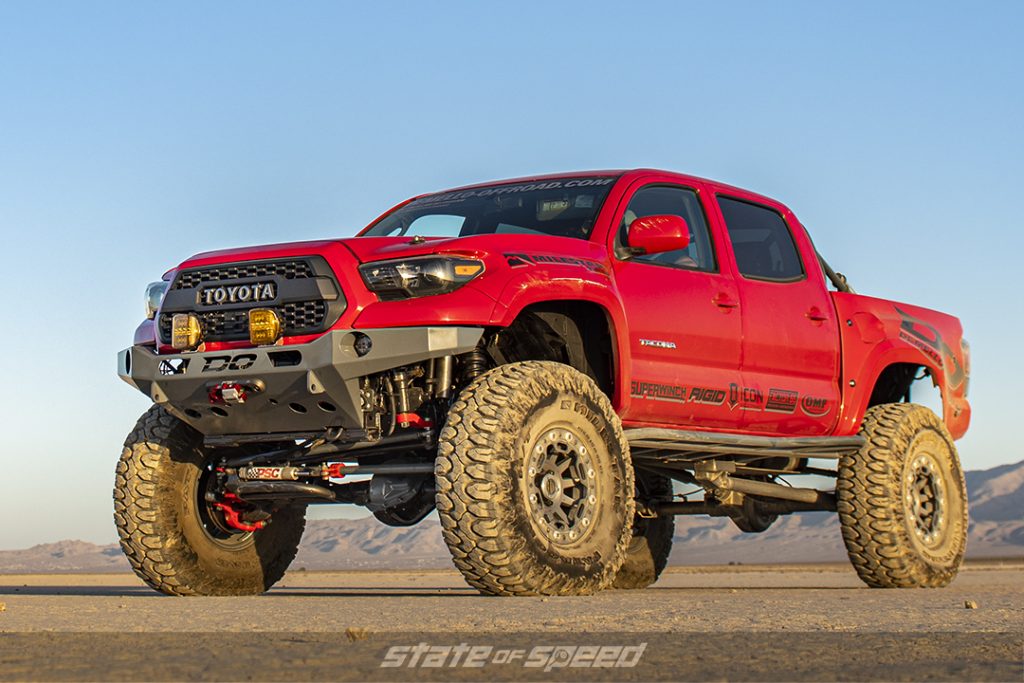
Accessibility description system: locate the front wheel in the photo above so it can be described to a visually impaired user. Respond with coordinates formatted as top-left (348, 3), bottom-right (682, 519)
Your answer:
top-left (435, 361), bottom-right (634, 596)
top-left (837, 403), bottom-right (967, 588)
top-left (113, 406), bottom-right (306, 596)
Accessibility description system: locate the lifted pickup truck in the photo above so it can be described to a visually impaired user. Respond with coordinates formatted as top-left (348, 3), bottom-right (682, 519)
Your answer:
top-left (116, 169), bottom-right (971, 596)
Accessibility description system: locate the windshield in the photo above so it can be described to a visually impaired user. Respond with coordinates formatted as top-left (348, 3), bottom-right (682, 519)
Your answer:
top-left (362, 176), bottom-right (619, 241)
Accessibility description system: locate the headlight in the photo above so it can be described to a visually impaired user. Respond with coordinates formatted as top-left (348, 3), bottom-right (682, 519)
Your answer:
top-left (145, 281), bottom-right (169, 319)
top-left (359, 256), bottom-right (484, 299)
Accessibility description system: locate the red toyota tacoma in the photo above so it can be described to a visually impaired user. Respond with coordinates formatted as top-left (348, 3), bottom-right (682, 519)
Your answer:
top-left (116, 169), bottom-right (971, 596)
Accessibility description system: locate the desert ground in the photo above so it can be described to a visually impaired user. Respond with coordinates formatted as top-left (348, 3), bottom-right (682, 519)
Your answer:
top-left (0, 562), bottom-right (1020, 681)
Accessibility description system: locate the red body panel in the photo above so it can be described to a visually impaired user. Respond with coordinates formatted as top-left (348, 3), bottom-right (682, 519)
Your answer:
top-left (142, 169), bottom-right (970, 440)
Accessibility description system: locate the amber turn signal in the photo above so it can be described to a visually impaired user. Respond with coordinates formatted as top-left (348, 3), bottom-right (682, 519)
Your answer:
top-left (170, 313), bottom-right (202, 350)
top-left (248, 308), bottom-right (281, 346)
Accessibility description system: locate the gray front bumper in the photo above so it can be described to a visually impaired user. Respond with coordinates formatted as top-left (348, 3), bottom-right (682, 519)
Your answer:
top-left (118, 327), bottom-right (483, 437)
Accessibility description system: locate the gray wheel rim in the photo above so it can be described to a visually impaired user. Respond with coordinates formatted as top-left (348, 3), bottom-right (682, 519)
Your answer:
top-left (525, 427), bottom-right (598, 546)
top-left (904, 452), bottom-right (947, 548)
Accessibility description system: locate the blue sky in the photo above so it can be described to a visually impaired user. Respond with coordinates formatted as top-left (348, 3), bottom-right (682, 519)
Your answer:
top-left (0, 1), bottom-right (1020, 548)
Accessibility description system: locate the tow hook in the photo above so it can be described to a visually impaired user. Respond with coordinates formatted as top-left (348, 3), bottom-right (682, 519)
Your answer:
top-left (210, 491), bottom-right (269, 532)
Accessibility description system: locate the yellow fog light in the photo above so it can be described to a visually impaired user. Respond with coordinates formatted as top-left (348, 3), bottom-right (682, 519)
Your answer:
top-left (171, 313), bottom-right (202, 350)
top-left (248, 308), bottom-right (281, 345)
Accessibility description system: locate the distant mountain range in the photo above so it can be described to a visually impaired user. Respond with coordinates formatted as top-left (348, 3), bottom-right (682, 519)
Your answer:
top-left (2, 459), bottom-right (1020, 573)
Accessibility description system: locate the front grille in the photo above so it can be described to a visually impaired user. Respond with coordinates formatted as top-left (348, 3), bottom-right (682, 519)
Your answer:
top-left (160, 258), bottom-right (342, 343)
top-left (173, 260), bottom-right (314, 290)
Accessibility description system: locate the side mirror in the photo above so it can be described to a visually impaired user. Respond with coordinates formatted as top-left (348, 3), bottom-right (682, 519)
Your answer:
top-left (626, 214), bottom-right (690, 255)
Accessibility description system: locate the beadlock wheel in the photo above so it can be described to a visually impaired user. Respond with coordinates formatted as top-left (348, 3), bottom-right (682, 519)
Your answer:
top-left (435, 361), bottom-right (633, 596)
top-left (837, 403), bottom-right (967, 588)
top-left (114, 406), bottom-right (306, 596)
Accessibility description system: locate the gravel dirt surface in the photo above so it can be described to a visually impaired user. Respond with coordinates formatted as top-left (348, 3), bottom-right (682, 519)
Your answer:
top-left (0, 562), bottom-right (1020, 681)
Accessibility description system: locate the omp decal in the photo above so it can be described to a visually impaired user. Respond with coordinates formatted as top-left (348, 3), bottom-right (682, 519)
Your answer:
top-left (895, 306), bottom-right (966, 389)
top-left (800, 395), bottom-right (831, 417)
top-left (728, 383), bottom-right (764, 411)
top-left (640, 338), bottom-right (677, 349)
top-left (505, 253), bottom-right (605, 273)
top-left (765, 388), bottom-right (798, 413)
top-left (630, 381), bottom-right (686, 403)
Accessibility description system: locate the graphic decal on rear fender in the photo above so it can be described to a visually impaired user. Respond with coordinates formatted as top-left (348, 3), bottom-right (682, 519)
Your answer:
top-left (895, 306), bottom-right (966, 389)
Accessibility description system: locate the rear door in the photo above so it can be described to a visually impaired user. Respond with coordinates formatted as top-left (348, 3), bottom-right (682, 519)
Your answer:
top-left (611, 179), bottom-right (743, 429)
top-left (713, 195), bottom-right (841, 435)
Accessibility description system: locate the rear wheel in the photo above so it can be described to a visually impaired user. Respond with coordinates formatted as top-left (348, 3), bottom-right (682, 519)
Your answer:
top-left (838, 403), bottom-right (967, 588)
top-left (113, 406), bottom-right (306, 596)
top-left (435, 361), bottom-right (633, 596)
top-left (612, 470), bottom-right (674, 589)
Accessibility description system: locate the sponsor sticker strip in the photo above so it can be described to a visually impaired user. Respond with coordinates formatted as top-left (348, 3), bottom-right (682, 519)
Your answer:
top-left (631, 380), bottom-right (830, 417)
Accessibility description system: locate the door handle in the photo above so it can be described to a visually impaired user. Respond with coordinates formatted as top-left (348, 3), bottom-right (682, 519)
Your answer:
top-left (713, 293), bottom-right (739, 310)
top-left (806, 306), bottom-right (828, 322)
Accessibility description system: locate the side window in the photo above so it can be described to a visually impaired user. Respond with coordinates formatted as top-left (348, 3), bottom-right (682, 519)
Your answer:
top-left (618, 185), bottom-right (716, 272)
top-left (718, 197), bottom-right (804, 281)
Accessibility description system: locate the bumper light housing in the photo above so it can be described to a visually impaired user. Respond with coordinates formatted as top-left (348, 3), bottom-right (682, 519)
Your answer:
top-left (248, 308), bottom-right (282, 345)
top-left (171, 313), bottom-right (202, 350)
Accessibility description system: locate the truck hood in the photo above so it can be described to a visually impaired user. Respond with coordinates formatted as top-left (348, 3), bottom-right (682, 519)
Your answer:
top-left (176, 234), bottom-right (610, 278)
top-left (338, 236), bottom-right (482, 263)
top-left (179, 236), bottom-right (484, 272)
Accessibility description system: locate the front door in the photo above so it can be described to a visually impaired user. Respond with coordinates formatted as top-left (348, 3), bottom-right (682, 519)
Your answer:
top-left (612, 182), bottom-right (743, 429)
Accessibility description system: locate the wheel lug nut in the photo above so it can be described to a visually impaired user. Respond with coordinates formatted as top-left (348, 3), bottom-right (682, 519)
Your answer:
top-left (587, 469), bottom-right (595, 479)
top-left (588, 495), bottom-right (596, 504)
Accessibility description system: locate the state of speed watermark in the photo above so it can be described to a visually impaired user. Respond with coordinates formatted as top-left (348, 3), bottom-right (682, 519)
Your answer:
top-left (380, 642), bottom-right (647, 672)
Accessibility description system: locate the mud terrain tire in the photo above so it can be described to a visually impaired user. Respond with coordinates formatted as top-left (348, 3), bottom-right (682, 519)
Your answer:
top-left (838, 403), bottom-right (967, 588)
top-left (436, 361), bottom-right (634, 596)
top-left (612, 470), bottom-right (674, 589)
top-left (113, 406), bottom-right (306, 596)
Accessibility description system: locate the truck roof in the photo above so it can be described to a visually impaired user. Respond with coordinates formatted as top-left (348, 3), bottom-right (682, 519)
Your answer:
top-left (424, 168), bottom-right (784, 210)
